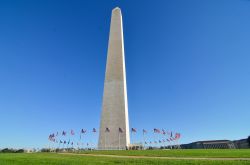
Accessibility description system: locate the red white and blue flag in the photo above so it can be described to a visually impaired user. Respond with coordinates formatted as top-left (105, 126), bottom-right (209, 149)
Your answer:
top-left (71, 129), bottom-right (75, 135)
top-left (119, 127), bottom-right (123, 133)
top-left (105, 127), bottom-right (110, 132)
top-left (81, 129), bottom-right (86, 134)
top-left (80, 129), bottom-right (86, 139)
top-left (154, 128), bottom-right (161, 133)
top-left (131, 128), bottom-right (137, 133)
top-left (48, 133), bottom-right (55, 141)
top-left (62, 131), bottom-right (66, 136)
top-left (174, 133), bottom-right (181, 140)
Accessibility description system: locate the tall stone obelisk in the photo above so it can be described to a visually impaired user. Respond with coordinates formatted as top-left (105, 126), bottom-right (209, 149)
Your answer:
top-left (98, 7), bottom-right (130, 150)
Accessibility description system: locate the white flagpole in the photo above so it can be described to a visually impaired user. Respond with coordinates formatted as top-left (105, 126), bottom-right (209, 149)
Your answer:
top-left (143, 133), bottom-right (145, 150)
top-left (158, 133), bottom-right (161, 149)
top-left (130, 130), bottom-right (132, 147)
top-left (58, 141), bottom-right (61, 149)
top-left (105, 131), bottom-right (107, 150)
top-left (79, 131), bottom-right (81, 150)
top-left (48, 140), bottom-right (51, 150)
top-left (154, 131), bottom-right (157, 148)
top-left (118, 132), bottom-right (120, 150)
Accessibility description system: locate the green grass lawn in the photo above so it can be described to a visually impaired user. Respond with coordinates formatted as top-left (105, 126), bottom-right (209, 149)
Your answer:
top-left (80, 149), bottom-right (250, 158)
top-left (0, 153), bottom-right (250, 165)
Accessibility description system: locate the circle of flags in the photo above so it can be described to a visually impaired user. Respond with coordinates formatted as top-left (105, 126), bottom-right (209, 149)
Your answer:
top-left (47, 128), bottom-right (181, 150)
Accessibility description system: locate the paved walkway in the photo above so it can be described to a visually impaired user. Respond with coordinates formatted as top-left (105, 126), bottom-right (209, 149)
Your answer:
top-left (59, 153), bottom-right (250, 161)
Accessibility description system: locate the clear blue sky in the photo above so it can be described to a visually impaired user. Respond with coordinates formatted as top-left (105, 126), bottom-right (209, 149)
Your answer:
top-left (0, 0), bottom-right (249, 149)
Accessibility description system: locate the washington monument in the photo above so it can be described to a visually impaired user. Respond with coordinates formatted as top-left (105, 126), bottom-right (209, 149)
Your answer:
top-left (98, 7), bottom-right (130, 150)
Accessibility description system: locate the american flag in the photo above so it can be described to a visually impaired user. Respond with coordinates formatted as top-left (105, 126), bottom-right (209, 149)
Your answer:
top-left (81, 129), bottom-right (86, 134)
top-left (48, 136), bottom-right (52, 141)
top-left (105, 127), bottom-right (110, 132)
top-left (48, 134), bottom-right (52, 140)
top-left (119, 127), bottom-right (123, 133)
top-left (131, 128), bottom-right (137, 133)
top-left (71, 129), bottom-right (75, 135)
top-left (48, 134), bottom-right (56, 141)
top-left (154, 128), bottom-right (161, 133)
top-left (174, 133), bottom-right (181, 140)
top-left (80, 129), bottom-right (87, 139)
top-left (62, 131), bottom-right (66, 136)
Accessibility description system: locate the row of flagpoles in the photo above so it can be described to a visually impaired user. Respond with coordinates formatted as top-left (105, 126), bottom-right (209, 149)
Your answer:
top-left (48, 128), bottom-right (181, 149)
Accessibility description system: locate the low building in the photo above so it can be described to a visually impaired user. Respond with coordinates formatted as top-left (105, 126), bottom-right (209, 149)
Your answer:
top-left (181, 140), bottom-right (236, 149)
top-left (233, 138), bottom-right (250, 149)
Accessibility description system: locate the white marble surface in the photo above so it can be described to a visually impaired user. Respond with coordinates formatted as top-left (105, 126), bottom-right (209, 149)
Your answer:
top-left (98, 7), bottom-right (130, 150)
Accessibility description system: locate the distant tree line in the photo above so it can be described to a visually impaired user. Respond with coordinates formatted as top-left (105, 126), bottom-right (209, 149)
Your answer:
top-left (0, 148), bottom-right (25, 153)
